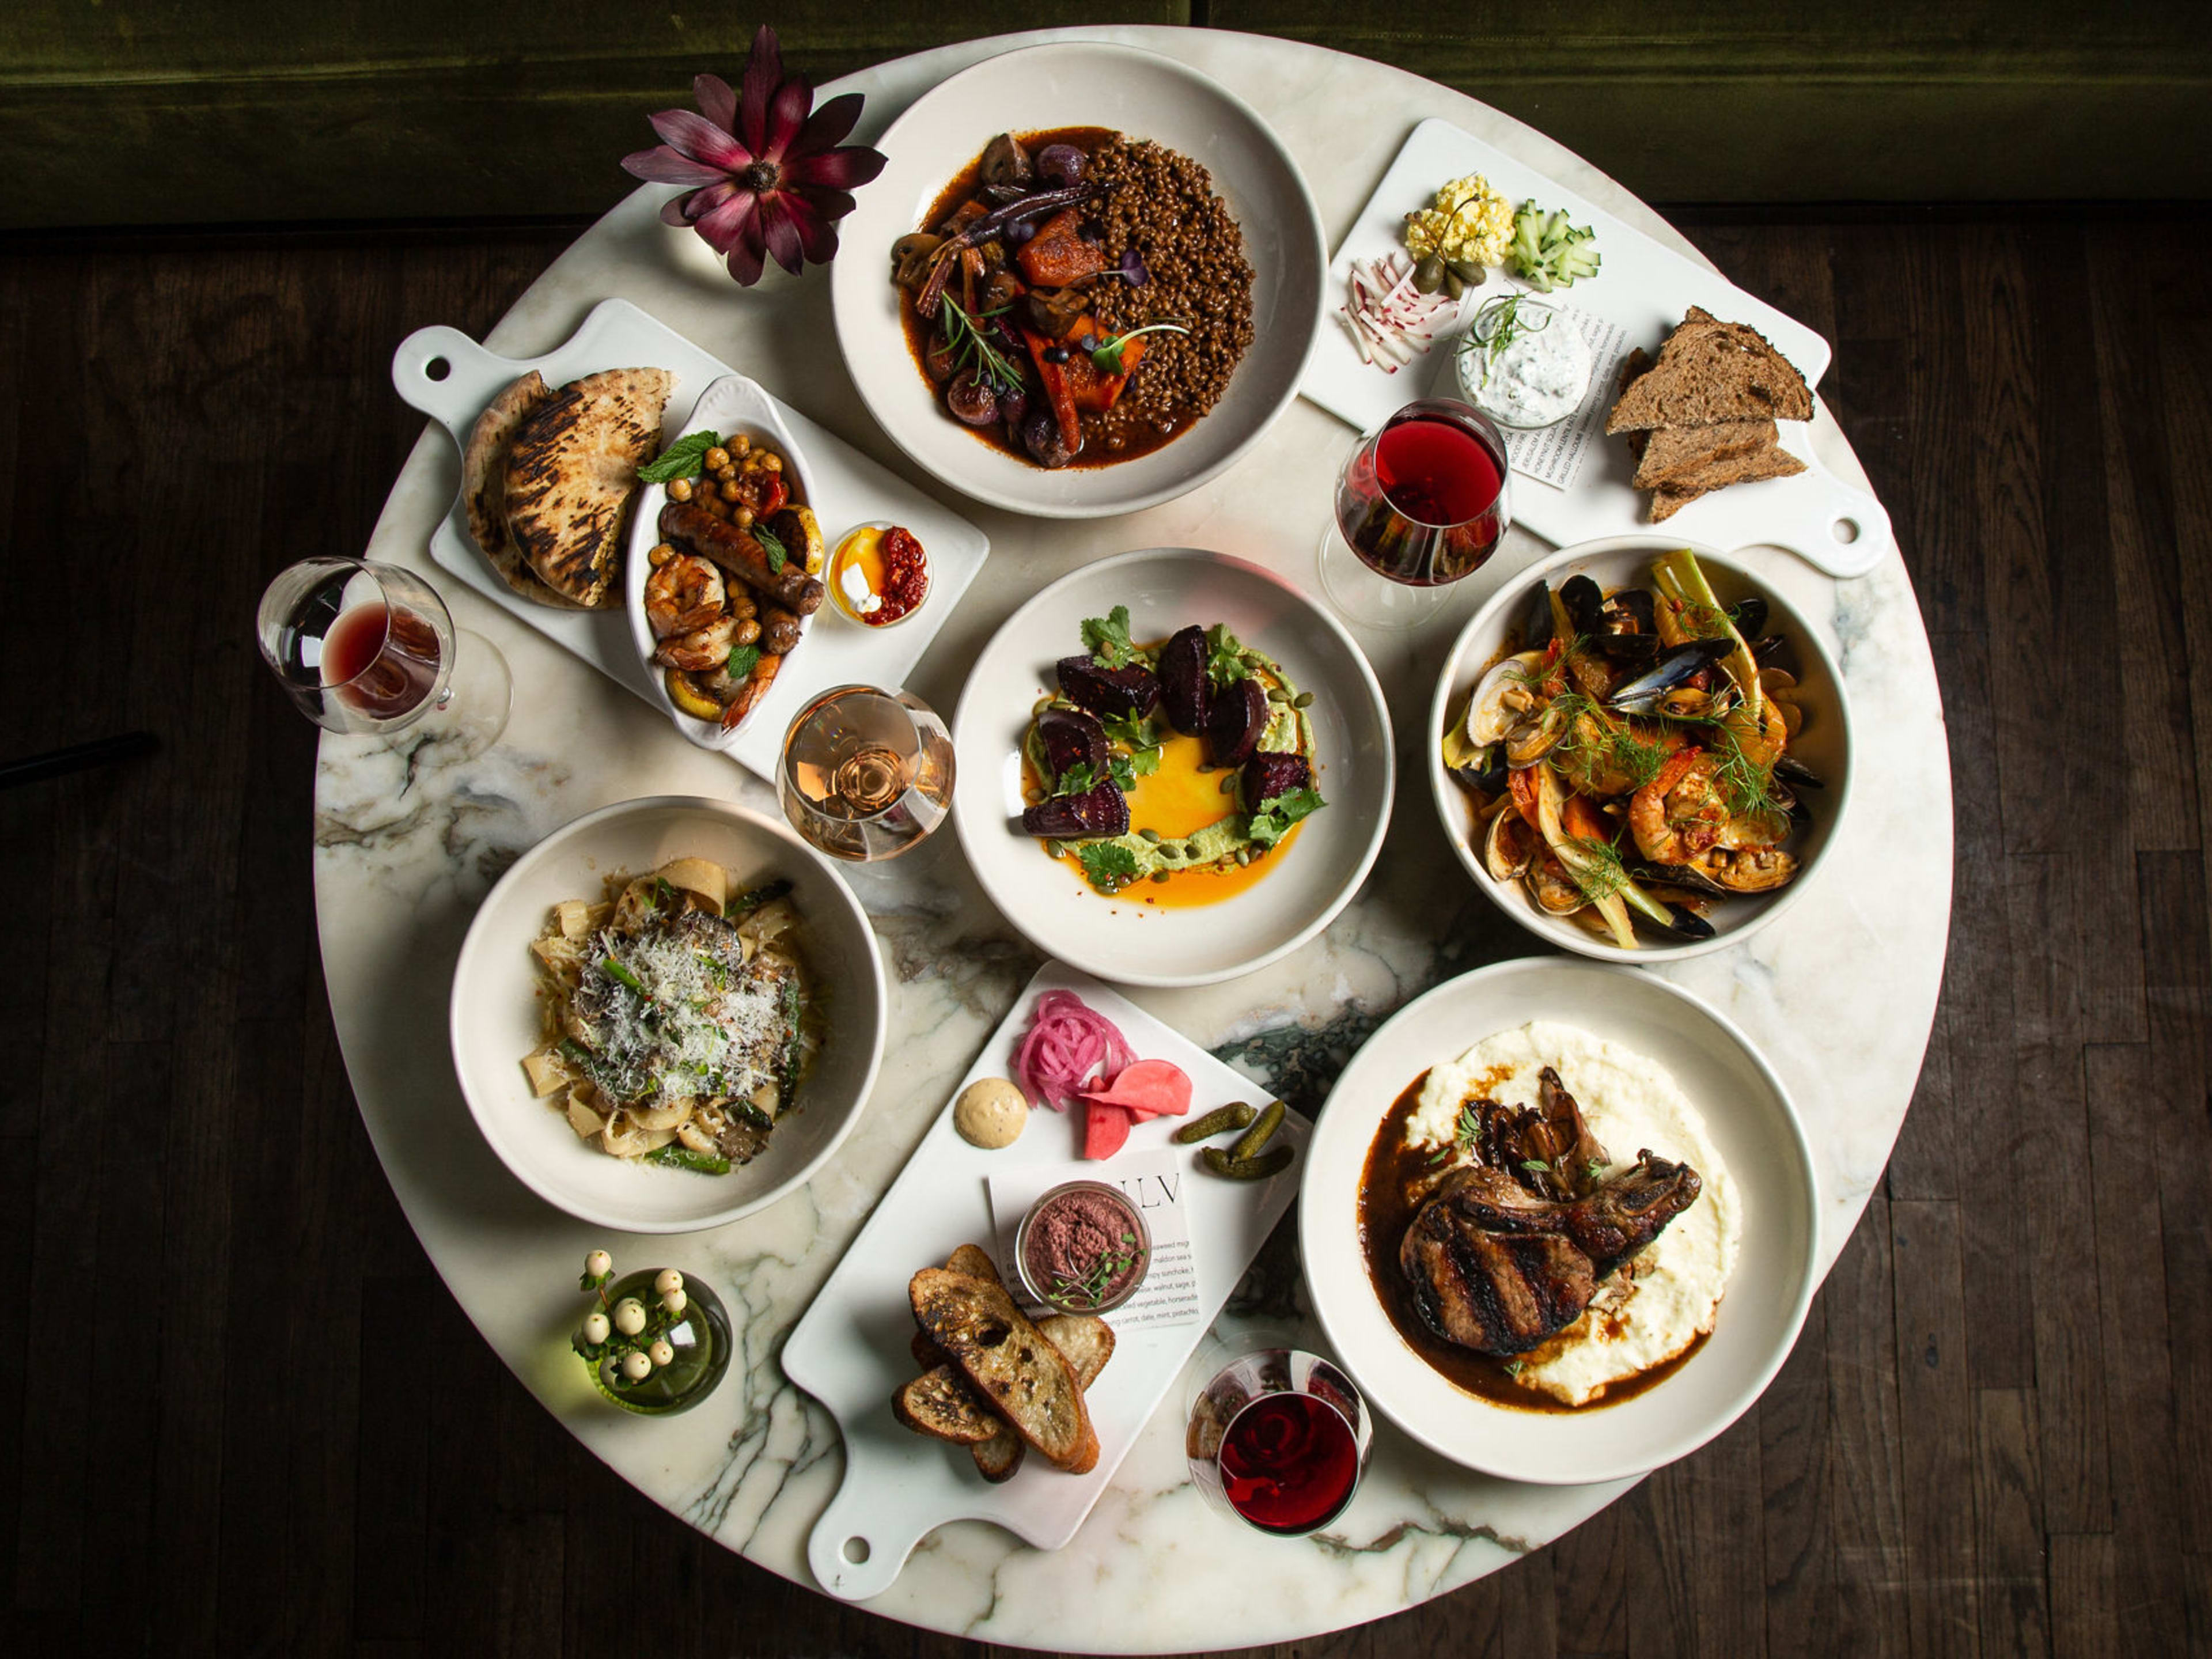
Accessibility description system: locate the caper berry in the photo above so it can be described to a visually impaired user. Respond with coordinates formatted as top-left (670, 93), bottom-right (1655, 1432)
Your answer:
top-left (1447, 258), bottom-right (1487, 285)
top-left (1443, 270), bottom-right (1465, 300)
top-left (1413, 254), bottom-right (1446, 294)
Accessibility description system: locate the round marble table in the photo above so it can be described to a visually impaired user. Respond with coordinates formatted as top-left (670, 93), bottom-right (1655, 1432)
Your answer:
top-left (316, 25), bottom-right (1952, 1651)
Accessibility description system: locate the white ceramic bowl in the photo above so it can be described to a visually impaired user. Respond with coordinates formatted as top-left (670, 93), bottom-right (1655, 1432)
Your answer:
top-left (1299, 957), bottom-right (1820, 1484)
top-left (449, 796), bottom-right (887, 1232)
top-left (950, 547), bottom-right (1392, 987)
top-left (831, 41), bottom-right (1327, 519)
top-left (1429, 534), bottom-right (1854, 963)
top-left (624, 374), bottom-right (823, 753)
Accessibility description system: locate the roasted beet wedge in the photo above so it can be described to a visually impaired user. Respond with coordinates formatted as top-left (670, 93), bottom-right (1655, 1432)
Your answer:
top-left (1157, 626), bottom-right (1211, 736)
top-left (1241, 751), bottom-right (1310, 809)
top-left (1036, 706), bottom-right (1108, 781)
top-left (1205, 678), bottom-right (1269, 767)
top-left (1019, 782), bottom-right (1130, 839)
top-left (1055, 655), bottom-right (1160, 720)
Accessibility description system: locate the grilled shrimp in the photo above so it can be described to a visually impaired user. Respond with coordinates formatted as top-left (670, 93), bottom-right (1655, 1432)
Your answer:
top-left (1629, 747), bottom-right (1725, 865)
top-left (644, 554), bottom-right (726, 641)
top-left (652, 615), bottom-right (737, 672)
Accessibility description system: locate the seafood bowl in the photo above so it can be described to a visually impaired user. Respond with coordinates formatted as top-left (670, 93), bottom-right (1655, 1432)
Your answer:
top-left (1299, 957), bottom-right (1820, 1484)
top-left (449, 797), bottom-right (887, 1233)
top-left (831, 41), bottom-right (1327, 519)
top-left (1429, 534), bottom-right (1854, 963)
top-left (950, 547), bottom-right (1393, 987)
top-left (623, 374), bottom-right (824, 752)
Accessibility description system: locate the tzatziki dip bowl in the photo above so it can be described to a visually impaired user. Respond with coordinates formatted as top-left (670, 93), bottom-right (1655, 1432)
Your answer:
top-left (1453, 294), bottom-right (1594, 431)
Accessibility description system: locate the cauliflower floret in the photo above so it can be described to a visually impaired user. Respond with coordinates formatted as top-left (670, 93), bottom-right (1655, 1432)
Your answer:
top-left (1403, 173), bottom-right (1514, 268)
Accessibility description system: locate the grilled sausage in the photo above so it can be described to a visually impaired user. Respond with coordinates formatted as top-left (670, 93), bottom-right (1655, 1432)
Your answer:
top-left (660, 499), bottom-right (825, 615)
top-left (760, 607), bottom-right (803, 656)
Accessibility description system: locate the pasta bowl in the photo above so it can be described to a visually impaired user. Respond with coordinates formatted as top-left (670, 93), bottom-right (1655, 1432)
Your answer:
top-left (449, 796), bottom-right (886, 1232)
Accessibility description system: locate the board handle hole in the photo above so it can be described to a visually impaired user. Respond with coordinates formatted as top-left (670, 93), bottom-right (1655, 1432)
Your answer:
top-left (842, 1536), bottom-right (871, 1564)
top-left (1830, 517), bottom-right (1860, 545)
top-left (425, 356), bottom-right (452, 382)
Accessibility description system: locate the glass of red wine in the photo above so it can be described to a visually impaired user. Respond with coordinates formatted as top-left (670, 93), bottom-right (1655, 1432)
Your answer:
top-left (1185, 1347), bottom-right (1372, 1536)
top-left (1317, 396), bottom-right (1512, 631)
top-left (255, 557), bottom-right (510, 758)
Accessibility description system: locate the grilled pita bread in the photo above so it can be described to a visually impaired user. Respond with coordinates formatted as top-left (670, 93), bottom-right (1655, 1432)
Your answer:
top-left (460, 372), bottom-right (583, 609)
top-left (502, 367), bottom-right (673, 610)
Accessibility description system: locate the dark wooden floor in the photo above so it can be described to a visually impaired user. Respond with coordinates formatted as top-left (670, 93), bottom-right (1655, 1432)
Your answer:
top-left (2, 206), bottom-right (2206, 1656)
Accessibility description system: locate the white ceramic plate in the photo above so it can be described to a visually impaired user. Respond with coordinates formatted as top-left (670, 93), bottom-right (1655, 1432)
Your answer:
top-left (831, 41), bottom-right (1327, 518)
top-left (1430, 534), bottom-right (1853, 963)
top-left (448, 796), bottom-right (887, 1233)
top-left (950, 547), bottom-right (1392, 987)
top-left (622, 374), bottom-right (823, 752)
top-left (1299, 957), bottom-right (1820, 1484)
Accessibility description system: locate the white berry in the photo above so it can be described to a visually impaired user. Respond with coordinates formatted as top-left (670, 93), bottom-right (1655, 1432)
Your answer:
top-left (649, 1340), bottom-right (675, 1368)
top-left (622, 1350), bottom-right (653, 1381)
top-left (613, 1297), bottom-right (647, 1336)
top-left (581, 1312), bottom-right (611, 1344)
top-left (661, 1288), bottom-right (688, 1316)
top-left (585, 1249), bottom-right (612, 1278)
top-left (654, 1268), bottom-right (684, 1297)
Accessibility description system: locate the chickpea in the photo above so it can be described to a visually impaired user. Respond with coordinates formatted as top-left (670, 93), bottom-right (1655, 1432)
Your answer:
top-left (647, 541), bottom-right (677, 567)
top-left (714, 463), bottom-right (737, 483)
top-left (733, 618), bottom-right (761, 647)
top-left (732, 506), bottom-right (755, 529)
top-left (702, 446), bottom-right (731, 472)
top-left (719, 479), bottom-right (743, 501)
top-left (666, 476), bottom-right (694, 503)
top-left (756, 452), bottom-right (782, 474)
top-left (729, 434), bottom-right (751, 457)
top-left (729, 593), bottom-right (757, 619)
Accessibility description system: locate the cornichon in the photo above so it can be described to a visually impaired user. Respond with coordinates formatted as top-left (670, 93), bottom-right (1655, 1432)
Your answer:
top-left (646, 1143), bottom-right (731, 1177)
top-left (1202, 1145), bottom-right (1294, 1181)
top-left (1229, 1099), bottom-right (1286, 1163)
top-left (1173, 1101), bottom-right (1257, 1144)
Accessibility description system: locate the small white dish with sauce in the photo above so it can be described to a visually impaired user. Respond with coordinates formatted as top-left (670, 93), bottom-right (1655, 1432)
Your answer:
top-left (1453, 293), bottom-right (1594, 430)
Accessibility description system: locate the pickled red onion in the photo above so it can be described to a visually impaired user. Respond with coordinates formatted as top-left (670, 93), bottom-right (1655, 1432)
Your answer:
top-left (1012, 990), bottom-right (1137, 1112)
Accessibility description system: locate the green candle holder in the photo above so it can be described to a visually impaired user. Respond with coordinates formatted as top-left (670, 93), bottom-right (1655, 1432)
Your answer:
top-left (571, 1255), bottom-right (733, 1416)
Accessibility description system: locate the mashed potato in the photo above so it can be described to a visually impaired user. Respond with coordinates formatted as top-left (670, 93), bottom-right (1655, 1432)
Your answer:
top-left (1410, 1021), bottom-right (1740, 1407)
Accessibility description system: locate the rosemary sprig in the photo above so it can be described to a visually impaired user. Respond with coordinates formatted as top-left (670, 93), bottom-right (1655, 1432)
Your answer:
top-left (938, 296), bottom-right (1025, 394)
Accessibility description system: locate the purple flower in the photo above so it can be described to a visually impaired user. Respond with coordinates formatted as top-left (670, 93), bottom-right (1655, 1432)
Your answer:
top-left (621, 26), bottom-right (887, 286)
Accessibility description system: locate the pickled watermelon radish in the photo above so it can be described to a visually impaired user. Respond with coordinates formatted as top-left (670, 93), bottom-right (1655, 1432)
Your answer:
top-left (1083, 1100), bottom-right (1135, 1161)
top-left (1080, 1058), bottom-right (1193, 1120)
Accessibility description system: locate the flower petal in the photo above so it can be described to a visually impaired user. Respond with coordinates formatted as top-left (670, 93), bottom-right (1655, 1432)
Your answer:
top-left (725, 228), bottom-right (766, 287)
top-left (786, 198), bottom-right (842, 265)
top-left (665, 180), bottom-right (737, 226)
top-left (622, 144), bottom-right (733, 187)
top-left (791, 92), bottom-right (865, 156)
top-left (790, 186), bottom-right (857, 228)
top-left (763, 74), bottom-right (812, 160)
top-left (692, 73), bottom-right (737, 135)
top-left (691, 189), bottom-right (759, 253)
top-left (783, 145), bottom-right (885, 192)
top-left (737, 25), bottom-right (783, 155)
top-left (649, 108), bottom-right (750, 171)
top-left (755, 192), bottom-right (805, 275)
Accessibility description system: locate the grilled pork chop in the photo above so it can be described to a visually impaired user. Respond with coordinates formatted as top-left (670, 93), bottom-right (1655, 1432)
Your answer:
top-left (1399, 1152), bottom-right (1702, 1356)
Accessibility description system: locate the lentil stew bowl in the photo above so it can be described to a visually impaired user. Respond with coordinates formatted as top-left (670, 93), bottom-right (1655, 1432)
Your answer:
top-left (832, 43), bottom-right (1326, 520)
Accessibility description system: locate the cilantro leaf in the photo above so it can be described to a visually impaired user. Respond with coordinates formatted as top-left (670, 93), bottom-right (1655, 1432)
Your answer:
top-left (1125, 745), bottom-right (1160, 777)
top-left (1082, 605), bottom-right (1138, 668)
top-left (1205, 624), bottom-right (1249, 687)
top-left (637, 429), bottom-right (722, 484)
top-left (1107, 753), bottom-right (1138, 793)
top-left (724, 643), bottom-right (762, 680)
top-left (1075, 842), bottom-right (1140, 889)
top-left (755, 525), bottom-right (788, 573)
top-left (1245, 786), bottom-right (1327, 847)
top-left (1101, 712), bottom-right (1162, 777)
top-left (1054, 761), bottom-right (1099, 796)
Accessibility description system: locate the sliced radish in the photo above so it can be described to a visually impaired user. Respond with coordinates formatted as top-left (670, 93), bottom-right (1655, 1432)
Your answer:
top-left (1083, 1100), bottom-right (1135, 1161)
top-left (1080, 1058), bottom-right (1193, 1120)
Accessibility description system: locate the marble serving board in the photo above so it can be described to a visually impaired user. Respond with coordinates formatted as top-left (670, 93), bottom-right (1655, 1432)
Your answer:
top-left (782, 961), bottom-right (1307, 1602)
top-left (390, 297), bottom-right (991, 779)
top-left (1301, 118), bottom-right (1889, 580)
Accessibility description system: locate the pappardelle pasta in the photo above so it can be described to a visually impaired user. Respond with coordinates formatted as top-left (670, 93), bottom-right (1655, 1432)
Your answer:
top-left (523, 858), bottom-right (816, 1175)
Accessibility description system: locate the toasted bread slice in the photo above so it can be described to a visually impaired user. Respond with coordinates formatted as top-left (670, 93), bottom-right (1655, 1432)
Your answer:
top-left (1647, 442), bottom-right (1808, 521)
top-left (911, 1268), bottom-right (1098, 1474)
top-left (971, 1315), bottom-right (1115, 1482)
top-left (1631, 419), bottom-right (1777, 490)
top-left (946, 1243), bottom-right (1001, 1285)
top-left (911, 1328), bottom-right (948, 1371)
top-left (893, 1365), bottom-right (1002, 1444)
top-left (1605, 310), bottom-right (1811, 433)
top-left (503, 366), bottom-right (673, 609)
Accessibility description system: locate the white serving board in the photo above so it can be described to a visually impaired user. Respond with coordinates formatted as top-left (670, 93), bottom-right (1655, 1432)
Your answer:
top-left (782, 962), bottom-right (1307, 1601)
top-left (391, 297), bottom-right (991, 778)
top-left (1301, 119), bottom-right (1887, 579)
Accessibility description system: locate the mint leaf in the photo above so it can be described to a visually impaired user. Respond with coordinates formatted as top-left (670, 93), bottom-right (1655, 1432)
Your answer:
top-left (1246, 786), bottom-right (1327, 847)
top-left (755, 525), bottom-right (788, 573)
top-left (1075, 842), bottom-right (1139, 890)
top-left (724, 643), bottom-right (762, 680)
top-left (1205, 624), bottom-right (1249, 687)
top-left (1082, 605), bottom-right (1138, 668)
top-left (638, 429), bottom-right (722, 484)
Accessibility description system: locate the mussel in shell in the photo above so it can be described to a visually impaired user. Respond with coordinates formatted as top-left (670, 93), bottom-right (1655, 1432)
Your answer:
top-left (1607, 638), bottom-right (1733, 713)
top-left (1559, 573), bottom-right (1608, 637)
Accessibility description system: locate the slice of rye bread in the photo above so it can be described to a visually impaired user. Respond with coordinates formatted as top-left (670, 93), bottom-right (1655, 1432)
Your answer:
top-left (971, 1316), bottom-right (1114, 1483)
top-left (1605, 306), bottom-right (1813, 433)
top-left (1648, 443), bottom-right (1808, 522)
top-left (1631, 418), bottom-right (1778, 490)
top-left (910, 1268), bottom-right (1099, 1474)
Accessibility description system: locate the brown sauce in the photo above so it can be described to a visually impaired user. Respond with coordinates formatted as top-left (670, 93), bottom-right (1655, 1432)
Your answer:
top-left (1357, 1071), bottom-right (1711, 1414)
top-left (897, 126), bottom-right (1191, 469)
